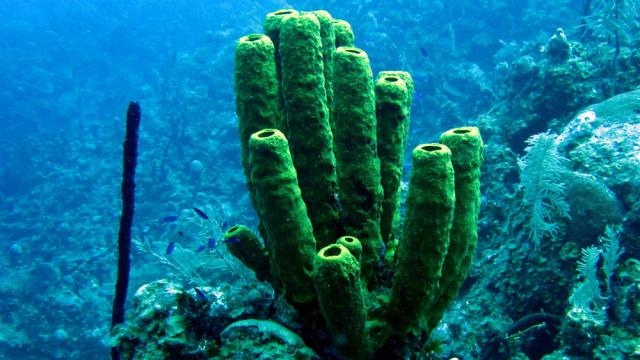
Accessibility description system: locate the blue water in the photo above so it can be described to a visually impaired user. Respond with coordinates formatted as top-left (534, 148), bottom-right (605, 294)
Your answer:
top-left (2, 0), bottom-right (637, 359)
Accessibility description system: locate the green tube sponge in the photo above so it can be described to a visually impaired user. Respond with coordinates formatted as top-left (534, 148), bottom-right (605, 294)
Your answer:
top-left (314, 244), bottom-right (365, 359)
top-left (336, 235), bottom-right (362, 263)
top-left (378, 70), bottom-right (414, 156)
top-left (234, 34), bottom-right (281, 151)
top-left (378, 71), bottom-right (413, 152)
top-left (333, 19), bottom-right (355, 47)
top-left (264, 9), bottom-right (299, 53)
top-left (378, 71), bottom-right (414, 109)
top-left (223, 225), bottom-right (271, 283)
top-left (424, 126), bottom-right (483, 332)
top-left (333, 47), bottom-right (383, 282)
top-left (279, 12), bottom-right (340, 249)
top-left (234, 34), bottom-right (281, 213)
top-left (387, 144), bottom-right (455, 333)
top-left (375, 74), bottom-right (410, 244)
top-left (264, 9), bottom-right (299, 120)
top-left (248, 129), bottom-right (317, 304)
top-left (310, 10), bottom-right (337, 134)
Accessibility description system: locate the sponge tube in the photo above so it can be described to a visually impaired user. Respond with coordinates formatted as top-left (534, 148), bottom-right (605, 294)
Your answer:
top-left (375, 74), bottom-right (410, 244)
top-left (234, 34), bottom-right (281, 165)
top-left (425, 126), bottom-right (483, 332)
top-left (333, 47), bottom-right (383, 282)
top-left (248, 129), bottom-right (317, 304)
top-left (279, 12), bottom-right (340, 249)
top-left (264, 9), bottom-right (298, 119)
top-left (223, 224), bottom-right (271, 283)
top-left (333, 19), bottom-right (355, 48)
top-left (387, 143), bottom-right (455, 333)
top-left (311, 10), bottom-right (337, 134)
top-left (378, 70), bottom-right (414, 144)
top-left (336, 235), bottom-right (363, 263)
top-left (314, 244), bottom-right (365, 359)
top-left (234, 34), bottom-right (281, 228)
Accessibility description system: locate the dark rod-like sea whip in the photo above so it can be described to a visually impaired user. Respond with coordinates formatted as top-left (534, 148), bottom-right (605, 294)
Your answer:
top-left (111, 102), bottom-right (141, 360)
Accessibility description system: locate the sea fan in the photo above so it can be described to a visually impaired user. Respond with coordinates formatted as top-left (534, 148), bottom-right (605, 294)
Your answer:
top-left (518, 132), bottom-right (571, 249)
top-left (580, 0), bottom-right (640, 46)
top-left (567, 225), bottom-right (626, 326)
top-left (600, 224), bottom-right (625, 290)
top-left (569, 246), bottom-right (607, 326)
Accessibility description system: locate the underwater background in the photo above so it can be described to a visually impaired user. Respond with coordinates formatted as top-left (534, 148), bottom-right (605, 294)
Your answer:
top-left (1, 0), bottom-right (639, 359)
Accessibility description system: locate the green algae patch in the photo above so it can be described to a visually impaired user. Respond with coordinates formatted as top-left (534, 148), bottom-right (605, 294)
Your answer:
top-left (248, 129), bottom-right (317, 305)
top-left (424, 126), bottom-right (484, 331)
top-left (224, 225), bottom-right (271, 283)
top-left (333, 46), bottom-right (383, 283)
top-left (279, 12), bottom-right (340, 249)
top-left (333, 19), bottom-right (355, 47)
top-left (387, 143), bottom-right (455, 333)
top-left (314, 244), bottom-right (365, 359)
top-left (375, 74), bottom-right (411, 244)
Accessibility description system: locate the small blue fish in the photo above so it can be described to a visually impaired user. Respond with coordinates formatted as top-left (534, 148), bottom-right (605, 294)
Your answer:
top-left (160, 215), bottom-right (178, 223)
top-left (194, 287), bottom-right (207, 301)
top-left (207, 237), bottom-right (217, 249)
top-left (177, 231), bottom-right (184, 237)
top-left (222, 236), bottom-right (240, 244)
top-left (193, 207), bottom-right (209, 220)
top-left (221, 220), bottom-right (229, 229)
top-left (166, 241), bottom-right (176, 255)
top-left (196, 244), bottom-right (206, 253)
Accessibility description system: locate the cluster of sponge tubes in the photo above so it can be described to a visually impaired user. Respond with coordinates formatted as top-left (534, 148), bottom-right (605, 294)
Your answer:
top-left (228, 8), bottom-right (483, 359)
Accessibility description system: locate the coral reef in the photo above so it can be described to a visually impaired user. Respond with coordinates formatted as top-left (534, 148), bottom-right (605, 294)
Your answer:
top-left (3, 1), bottom-right (640, 359)
top-left (114, 279), bottom-right (276, 359)
top-left (220, 319), bottom-right (318, 359)
top-left (461, 89), bottom-right (640, 360)
top-left (491, 25), bottom-right (640, 151)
